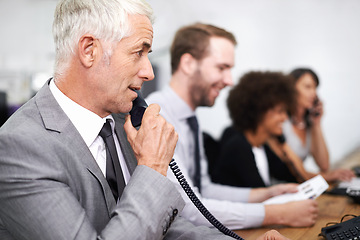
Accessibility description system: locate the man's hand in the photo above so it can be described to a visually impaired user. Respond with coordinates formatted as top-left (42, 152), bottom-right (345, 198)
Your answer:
top-left (256, 230), bottom-right (290, 240)
top-left (264, 199), bottom-right (318, 227)
top-left (124, 104), bottom-right (178, 176)
top-left (309, 98), bottom-right (323, 126)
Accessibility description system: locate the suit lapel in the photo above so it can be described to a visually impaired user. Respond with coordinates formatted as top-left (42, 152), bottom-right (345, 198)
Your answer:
top-left (35, 79), bottom-right (116, 213)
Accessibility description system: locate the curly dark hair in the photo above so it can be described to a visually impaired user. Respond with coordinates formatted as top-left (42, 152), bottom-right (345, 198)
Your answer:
top-left (227, 71), bottom-right (296, 133)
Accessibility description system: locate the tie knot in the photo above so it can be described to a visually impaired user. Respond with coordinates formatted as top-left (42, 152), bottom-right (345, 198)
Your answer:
top-left (187, 116), bottom-right (199, 133)
top-left (99, 119), bottom-right (113, 139)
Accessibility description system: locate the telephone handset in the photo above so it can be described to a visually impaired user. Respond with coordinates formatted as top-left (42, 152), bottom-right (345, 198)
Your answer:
top-left (130, 90), bottom-right (243, 240)
top-left (275, 134), bottom-right (286, 144)
top-left (310, 96), bottom-right (321, 117)
top-left (129, 91), bottom-right (148, 128)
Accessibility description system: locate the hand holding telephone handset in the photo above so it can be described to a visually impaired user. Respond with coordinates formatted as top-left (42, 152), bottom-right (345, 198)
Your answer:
top-left (306, 96), bottom-right (322, 127)
top-left (130, 90), bottom-right (243, 240)
top-left (310, 96), bottom-right (321, 117)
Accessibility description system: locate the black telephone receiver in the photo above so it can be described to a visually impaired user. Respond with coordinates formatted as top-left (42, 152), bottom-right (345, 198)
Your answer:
top-left (130, 90), bottom-right (243, 240)
top-left (275, 134), bottom-right (286, 144)
top-left (310, 96), bottom-right (320, 117)
top-left (129, 90), bottom-right (148, 128)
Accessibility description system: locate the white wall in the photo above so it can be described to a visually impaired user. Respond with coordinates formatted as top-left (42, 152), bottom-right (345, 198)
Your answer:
top-left (0, 0), bottom-right (56, 105)
top-left (0, 0), bottom-right (359, 168)
top-left (147, 0), bottom-right (360, 169)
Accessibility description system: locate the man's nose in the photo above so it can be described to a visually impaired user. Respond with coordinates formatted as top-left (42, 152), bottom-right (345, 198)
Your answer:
top-left (139, 57), bottom-right (154, 81)
top-left (223, 70), bottom-right (233, 86)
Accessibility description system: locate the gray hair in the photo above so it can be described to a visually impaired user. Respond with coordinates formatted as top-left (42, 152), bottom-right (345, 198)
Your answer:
top-left (52, 0), bottom-right (154, 76)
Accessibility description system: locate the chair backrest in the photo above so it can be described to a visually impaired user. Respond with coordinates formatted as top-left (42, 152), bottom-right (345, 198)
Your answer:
top-left (0, 91), bottom-right (8, 127)
top-left (202, 131), bottom-right (220, 179)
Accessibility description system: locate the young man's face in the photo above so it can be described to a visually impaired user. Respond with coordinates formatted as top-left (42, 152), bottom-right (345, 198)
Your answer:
top-left (189, 36), bottom-right (235, 108)
top-left (95, 14), bottom-right (154, 116)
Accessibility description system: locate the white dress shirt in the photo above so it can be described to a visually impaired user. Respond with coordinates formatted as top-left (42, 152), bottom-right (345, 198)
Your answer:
top-left (252, 146), bottom-right (270, 186)
top-left (146, 86), bottom-right (265, 230)
top-left (49, 79), bottom-right (130, 184)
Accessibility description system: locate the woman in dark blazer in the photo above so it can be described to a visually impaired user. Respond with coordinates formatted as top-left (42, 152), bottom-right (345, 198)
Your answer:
top-left (212, 71), bottom-right (302, 188)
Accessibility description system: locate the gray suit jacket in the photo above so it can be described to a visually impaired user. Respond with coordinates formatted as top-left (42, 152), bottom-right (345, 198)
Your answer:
top-left (0, 80), bottom-right (233, 240)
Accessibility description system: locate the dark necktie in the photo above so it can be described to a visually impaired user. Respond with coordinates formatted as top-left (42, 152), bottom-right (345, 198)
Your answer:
top-left (187, 116), bottom-right (201, 192)
top-left (99, 119), bottom-right (126, 200)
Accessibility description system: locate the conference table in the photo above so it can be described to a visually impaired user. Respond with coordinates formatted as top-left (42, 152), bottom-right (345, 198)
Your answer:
top-left (234, 193), bottom-right (360, 240)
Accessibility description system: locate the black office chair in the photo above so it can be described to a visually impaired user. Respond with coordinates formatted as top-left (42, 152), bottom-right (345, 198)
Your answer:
top-left (202, 131), bottom-right (220, 180)
top-left (0, 91), bottom-right (8, 127)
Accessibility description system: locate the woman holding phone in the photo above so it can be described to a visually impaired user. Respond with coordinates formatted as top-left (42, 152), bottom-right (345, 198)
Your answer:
top-left (276, 68), bottom-right (354, 182)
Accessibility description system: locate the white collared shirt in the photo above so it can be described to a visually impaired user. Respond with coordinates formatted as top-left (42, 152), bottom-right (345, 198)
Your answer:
top-left (252, 146), bottom-right (270, 186)
top-left (49, 79), bottom-right (130, 184)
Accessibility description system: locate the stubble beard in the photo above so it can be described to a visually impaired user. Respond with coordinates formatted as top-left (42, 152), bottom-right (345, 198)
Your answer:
top-left (189, 69), bottom-right (213, 108)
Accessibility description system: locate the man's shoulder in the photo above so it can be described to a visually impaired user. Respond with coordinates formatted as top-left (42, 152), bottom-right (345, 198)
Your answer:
top-left (0, 98), bottom-right (40, 135)
top-left (146, 90), bottom-right (167, 104)
top-left (146, 90), bottom-right (173, 116)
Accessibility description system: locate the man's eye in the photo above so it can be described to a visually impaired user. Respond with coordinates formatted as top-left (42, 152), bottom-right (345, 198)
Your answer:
top-left (137, 50), bottom-right (144, 57)
top-left (218, 66), bottom-right (225, 71)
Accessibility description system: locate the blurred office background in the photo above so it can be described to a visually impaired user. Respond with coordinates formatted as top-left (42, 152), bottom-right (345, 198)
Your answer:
top-left (0, 0), bottom-right (359, 171)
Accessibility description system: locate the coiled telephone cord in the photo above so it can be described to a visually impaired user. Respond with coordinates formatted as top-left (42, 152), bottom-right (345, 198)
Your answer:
top-left (169, 159), bottom-right (244, 240)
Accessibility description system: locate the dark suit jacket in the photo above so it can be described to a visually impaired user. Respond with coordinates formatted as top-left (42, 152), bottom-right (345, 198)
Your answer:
top-left (212, 126), bottom-right (297, 188)
top-left (0, 80), bottom-right (233, 240)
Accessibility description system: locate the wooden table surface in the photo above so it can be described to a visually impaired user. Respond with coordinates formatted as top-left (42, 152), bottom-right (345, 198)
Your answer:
top-left (234, 193), bottom-right (360, 240)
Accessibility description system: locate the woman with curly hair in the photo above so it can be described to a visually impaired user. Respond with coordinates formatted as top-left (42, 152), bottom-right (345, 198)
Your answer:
top-left (211, 71), bottom-right (301, 188)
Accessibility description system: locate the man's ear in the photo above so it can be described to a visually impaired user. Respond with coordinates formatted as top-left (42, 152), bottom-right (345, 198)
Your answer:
top-left (179, 53), bottom-right (198, 75)
top-left (78, 35), bottom-right (98, 68)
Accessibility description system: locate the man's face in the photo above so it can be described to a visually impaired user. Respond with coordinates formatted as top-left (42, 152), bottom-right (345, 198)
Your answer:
top-left (95, 14), bottom-right (154, 116)
top-left (189, 37), bottom-right (234, 108)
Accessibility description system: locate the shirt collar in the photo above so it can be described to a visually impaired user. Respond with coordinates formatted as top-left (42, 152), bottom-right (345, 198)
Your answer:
top-left (162, 86), bottom-right (195, 121)
top-left (49, 79), bottom-right (111, 147)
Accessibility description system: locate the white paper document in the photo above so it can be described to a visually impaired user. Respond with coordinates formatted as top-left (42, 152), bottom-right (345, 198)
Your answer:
top-left (263, 175), bottom-right (329, 205)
